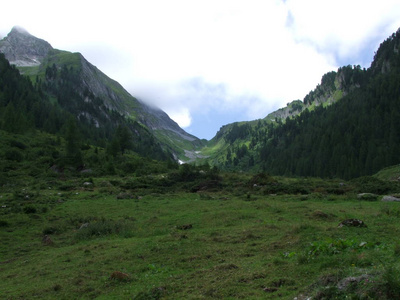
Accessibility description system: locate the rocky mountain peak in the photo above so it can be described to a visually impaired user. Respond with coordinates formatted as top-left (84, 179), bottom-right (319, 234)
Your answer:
top-left (10, 26), bottom-right (30, 35)
top-left (0, 26), bottom-right (53, 67)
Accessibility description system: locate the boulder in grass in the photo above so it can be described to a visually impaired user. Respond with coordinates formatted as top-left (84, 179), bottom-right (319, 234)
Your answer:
top-left (357, 193), bottom-right (378, 201)
top-left (116, 192), bottom-right (135, 200)
top-left (382, 195), bottom-right (400, 202)
top-left (110, 271), bottom-right (130, 281)
top-left (42, 235), bottom-right (54, 245)
top-left (337, 274), bottom-right (370, 291)
top-left (176, 224), bottom-right (193, 230)
top-left (338, 219), bottom-right (367, 228)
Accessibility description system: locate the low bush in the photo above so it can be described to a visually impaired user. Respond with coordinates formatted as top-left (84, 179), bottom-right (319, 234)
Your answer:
top-left (74, 219), bottom-right (134, 240)
top-left (23, 205), bottom-right (37, 214)
top-left (4, 149), bottom-right (24, 162)
top-left (350, 176), bottom-right (399, 194)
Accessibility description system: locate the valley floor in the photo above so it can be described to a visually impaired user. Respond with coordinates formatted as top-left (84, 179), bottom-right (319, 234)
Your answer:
top-left (1, 174), bottom-right (400, 299)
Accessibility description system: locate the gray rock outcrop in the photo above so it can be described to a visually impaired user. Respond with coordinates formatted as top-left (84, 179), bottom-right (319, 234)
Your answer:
top-left (0, 26), bottom-right (52, 66)
top-left (382, 195), bottom-right (400, 202)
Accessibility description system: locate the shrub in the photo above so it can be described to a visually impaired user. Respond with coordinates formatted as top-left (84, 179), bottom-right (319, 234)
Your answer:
top-left (248, 172), bottom-right (277, 186)
top-left (9, 139), bottom-right (27, 150)
top-left (382, 265), bottom-right (400, 298)
top-left (23, 205), bottom-right (37, 214)
top-left (4, 149), bottom-right (24, 162)
top-left (74, 219), bottom-right (134, 240)
top-left (350, 176), bottom-right (398, 194)
top-left (0, 220), bottom-right (9, 227)
top-left (42, 224), bottom-right (65, 235)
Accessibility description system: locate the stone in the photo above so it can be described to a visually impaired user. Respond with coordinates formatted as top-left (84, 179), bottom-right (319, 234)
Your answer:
top-left (110, 271), bottom-right (130, 281)
top-left (79, 223), bottom-right (89, 230)
top-left (263, 287), bottom-right (278, 293)
top-left (116, 192), bottom-right (135, 200)
top-left (357, 193), bottom-right (378, 201)
top-left (382, 195), bottom-right (400, 202)
top-left (338, 219), bottom-right (367, 228)
top-left (337, 274), bottom-right (369, 291)
top-left (42, 235), bottom-right (54, 245)
top-left (176, 224), bottom-right (193, 230)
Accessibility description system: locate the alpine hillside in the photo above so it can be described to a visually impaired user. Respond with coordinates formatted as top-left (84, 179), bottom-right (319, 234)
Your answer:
top-left (0, 26), bottom-right (203, 161)
top-left (202, 28), bottom-right (400, 179)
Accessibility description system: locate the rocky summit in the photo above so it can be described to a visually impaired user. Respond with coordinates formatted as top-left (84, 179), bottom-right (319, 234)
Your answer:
top-left (0, 26), bottom-right (53, 67)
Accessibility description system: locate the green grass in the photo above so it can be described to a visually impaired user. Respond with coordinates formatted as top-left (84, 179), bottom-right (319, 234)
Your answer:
top-left (374, 164), bottom-right (400, 181)
top-left (1, 172), bottom-right (400, 299)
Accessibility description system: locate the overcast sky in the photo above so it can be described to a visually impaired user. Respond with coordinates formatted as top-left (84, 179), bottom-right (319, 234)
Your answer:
top-left (1, 0), bottom-right (400, 139)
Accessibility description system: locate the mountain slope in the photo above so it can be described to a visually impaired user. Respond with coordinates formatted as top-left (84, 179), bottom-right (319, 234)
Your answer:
top-left (0, 27), bottom-right (203, 160)
top-left (204, 64), bottom-right (365, 167)
top-left (203, 28), bottom-right (400, 179)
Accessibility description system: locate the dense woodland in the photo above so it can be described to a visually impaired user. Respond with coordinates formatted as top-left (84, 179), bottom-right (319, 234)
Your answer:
top-left (0, 53), bottom-right (172, 170)
top-left (216, 29), bottom-right (400, 179)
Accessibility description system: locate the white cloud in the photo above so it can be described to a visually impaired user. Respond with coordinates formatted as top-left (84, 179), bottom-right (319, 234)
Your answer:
top-left (284, 0), bottom-right (400, 65)
top-left (1, 0), bottom-right (400, 133)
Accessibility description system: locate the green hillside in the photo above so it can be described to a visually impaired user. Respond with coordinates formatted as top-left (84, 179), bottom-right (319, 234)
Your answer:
top-left (202, 29), bottom-right (400, 180)
top-left (0, 27), bottom-right (204, 162)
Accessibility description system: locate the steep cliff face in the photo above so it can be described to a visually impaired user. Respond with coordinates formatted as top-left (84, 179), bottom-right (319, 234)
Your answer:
top-left (0, 26), bottom-right (52, 66)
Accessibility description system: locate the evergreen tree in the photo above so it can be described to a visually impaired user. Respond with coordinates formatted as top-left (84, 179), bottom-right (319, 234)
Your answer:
top-left (64, 117), bottom-right (83, 166)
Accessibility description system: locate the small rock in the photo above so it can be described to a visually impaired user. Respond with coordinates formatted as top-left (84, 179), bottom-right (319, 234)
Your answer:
top-left (176, 224), bottom-right (193, 230)
top-left (338, 219), bottom-right (367, 228)
top-left (311, 210), bottom-right (329, 219)
top-left (83, 182), bottom-right (92, 186)
top-left (263, 287), bottom-right (278, 293)
top-left (337, 274), bottom-right (369, 291)
top-left (357, 193), bottom-right (378, 201)
top-left (382, 195), bottom-right (400, 202)
top-left (79, 223), bottom-right (89, 230)
top-left (116, 192), bottom-right (135, 200)
top-left (110, 271), bottom-right (130, 281)
top-left (42, 235), bottom-right (54, 245)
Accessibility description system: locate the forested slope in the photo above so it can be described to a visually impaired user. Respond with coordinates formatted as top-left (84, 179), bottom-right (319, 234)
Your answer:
top-left (205, 29), bottom-right (400, 179)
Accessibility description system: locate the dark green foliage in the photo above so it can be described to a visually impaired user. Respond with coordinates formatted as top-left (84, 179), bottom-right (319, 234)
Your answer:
top-left (74, 219), bottom-right (134, 240)
top-left (23, 205), bottom-right (37, 214)
top-left (64, 117), bottom-right (83, 167)
top-left (382, 265), bottom-right (400, 298)
top-left (211, 29), bottom-right (400, 179)
top-left (0, 220), bottom-right (9, 227)
top-left (4, 149), bottom-right (24, 162)
top-left (350, 176), bottom-right (399, 194)
top-left (134, 286), bottom-right (167, 300)
top-left (0, 51), bottom-right (172, 169)
top-left (225, 122), bottom-right (252, 143)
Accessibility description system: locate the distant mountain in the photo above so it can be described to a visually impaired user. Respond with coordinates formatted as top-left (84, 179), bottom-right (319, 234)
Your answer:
top-left (203, 28), bottom-right (400, 179)
top-left (0, 26), bottom-right (203, 161)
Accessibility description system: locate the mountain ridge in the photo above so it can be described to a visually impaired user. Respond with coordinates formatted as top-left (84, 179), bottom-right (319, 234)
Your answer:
top-left (0, 27), bottom-right (203, 161)
top-left (200, 27), bottom-right (400, 178)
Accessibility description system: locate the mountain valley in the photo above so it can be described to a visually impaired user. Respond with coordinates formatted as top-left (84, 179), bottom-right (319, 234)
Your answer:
top-left (1, 25), bottom-right (400, 299)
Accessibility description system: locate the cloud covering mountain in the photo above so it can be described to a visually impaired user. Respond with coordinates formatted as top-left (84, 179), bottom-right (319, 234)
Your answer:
top-left (1, 0), bottom-right (400, 139)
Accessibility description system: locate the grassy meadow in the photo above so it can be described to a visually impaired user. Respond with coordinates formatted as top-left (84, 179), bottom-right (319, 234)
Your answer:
top-left (1, 169), bottom-right (400, 299)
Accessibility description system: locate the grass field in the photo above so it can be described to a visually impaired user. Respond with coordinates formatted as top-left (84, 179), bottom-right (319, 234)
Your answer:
top-left (1, 173), bottom-right (400, 299)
